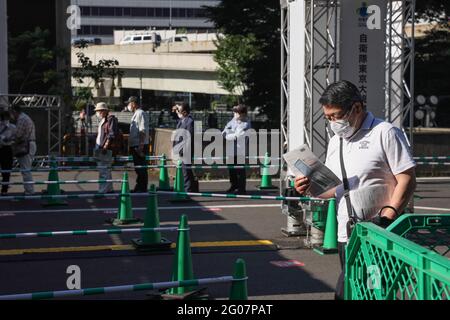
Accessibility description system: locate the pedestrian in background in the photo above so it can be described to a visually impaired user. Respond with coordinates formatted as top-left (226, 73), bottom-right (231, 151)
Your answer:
top-left (0, 111), bottom-right (16, 196)
top-left (222, 104), bottom-right (251, 195)
top-left (94, 102), bottom-right (119, 194)
top-left (10, 105), bottom-right (36, 195)
top-left (172, 102), bottom-right (198, 192)
top-left (126, 96), bottom-right (150, 192)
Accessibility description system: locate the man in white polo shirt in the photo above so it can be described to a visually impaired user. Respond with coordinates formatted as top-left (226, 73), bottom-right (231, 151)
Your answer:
top-left (294, 80), bottom-right (416, 299)
top-left (126, 96), bottom-right (150, 192)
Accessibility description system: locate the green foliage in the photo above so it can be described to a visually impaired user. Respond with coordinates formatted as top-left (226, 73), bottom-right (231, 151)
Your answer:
top-left (214, 34), bottom-right (260, 100)
top-left (72, 41), bottom-right (124, 97)
top-left (415, 28), bottom-right (450, 96)
top-left (205, 0), bottom-right (281, 127)
top-left (8, 27), bottom-right (66, 94)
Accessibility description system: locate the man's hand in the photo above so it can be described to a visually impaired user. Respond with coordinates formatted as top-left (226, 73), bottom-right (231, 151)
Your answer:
top-left (379, 206), bottom-right (397, 220)
top-left (294, 175), bottom-right (311, 195)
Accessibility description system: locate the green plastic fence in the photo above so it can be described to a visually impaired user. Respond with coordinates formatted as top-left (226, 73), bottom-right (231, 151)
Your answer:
top-left (345, 214), bottom-right (450, 300)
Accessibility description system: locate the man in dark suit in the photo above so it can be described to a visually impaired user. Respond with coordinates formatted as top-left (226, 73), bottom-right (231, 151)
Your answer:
top-left (172, 102), bottom-right (198, 192)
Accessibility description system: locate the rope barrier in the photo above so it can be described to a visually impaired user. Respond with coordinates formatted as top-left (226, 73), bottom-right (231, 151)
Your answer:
top-left (42, 155), bottom-right (163, 162)
top-left (0, 179), bottom-right (124, 186)
top-left (415, 162), bottom-right (450, 165)
top-left (0, 190), bottom-right (323, 202)
top-left (0, 226), bottom-right (178, 239)
top-left (1, 164), bottom-right (280, 173)
top-left (413, 156), bottom-right (450, 161)
top-left (0, 276), bottom-right (236, 300)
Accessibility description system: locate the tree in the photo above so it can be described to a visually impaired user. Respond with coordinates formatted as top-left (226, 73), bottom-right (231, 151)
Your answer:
top-left (8, 27), bottom-right (67, 95)
top-left (214, 34), bottom-right (260, 104)
top-left (205, 0), bottom-right (281, 128)
top-left (72, 41), bottom-right (124, 106)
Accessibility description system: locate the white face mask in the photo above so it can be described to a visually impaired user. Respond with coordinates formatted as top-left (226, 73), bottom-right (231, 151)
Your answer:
top-left (328, 108), bottom-right (356, 139)
top-left (95, 112), bottom-right (102, 119)
top-left (233, 112), bottom-right (240, 120)
top-left (127, 104), bottom-right (133, 112)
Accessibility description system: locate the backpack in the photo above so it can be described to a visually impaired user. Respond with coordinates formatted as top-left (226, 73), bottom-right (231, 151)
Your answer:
top-left (104, 115), bottom-right (124, 156)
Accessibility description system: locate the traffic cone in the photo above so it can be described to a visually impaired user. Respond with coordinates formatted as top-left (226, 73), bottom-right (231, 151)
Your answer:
top-left (229, 258), bottom-right (248, 300)
top-left (314, 198), bottom-right (338, 255)
top-left (42, 159), bottom-right (67, 206)
top-left (257, 152), bottom-right (277, 190)
top-left (167, 215), bottom-right (196, 295)
top-left (157, 154), bottom-right (171, 191)
top-left (170, 160), bottom-right (189, 202)
top-left (111, 172), bottom-right (141, 226)
top-left (132, 184), bottom-right (172, 251)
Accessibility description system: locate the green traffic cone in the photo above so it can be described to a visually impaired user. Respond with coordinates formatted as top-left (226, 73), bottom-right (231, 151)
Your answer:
top-left (112, 172), bottom-right (140, 226)
top-left (168, 214), bottom-right (196, 295)
top-left (229, 258), bottom-right (248, 300)
top-left (314, 198), bottom-right (338, 255)
top-left (158, 154), bottom-right (171, 191)
top-left (257, 152), bottom-right (277, 190)
top-left (131, 184), bottom-right (172, 251)
top-left (42, 159), bottom-right (67, 206)
top-left (170, 160), bottom-right (189, 202)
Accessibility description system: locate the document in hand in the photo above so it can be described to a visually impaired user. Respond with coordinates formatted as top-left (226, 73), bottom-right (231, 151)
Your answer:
top-left (283, 144), bottom-right (341, 197)
top-left (93, 149), bottom-right (113, 162)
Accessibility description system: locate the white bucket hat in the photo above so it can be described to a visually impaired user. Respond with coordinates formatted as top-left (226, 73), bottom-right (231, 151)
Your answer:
top-left (94, 102), bottom-right (109, 112)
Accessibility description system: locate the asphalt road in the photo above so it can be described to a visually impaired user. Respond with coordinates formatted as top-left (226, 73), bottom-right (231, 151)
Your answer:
top-left (0, 171), bottom-right (449, 300)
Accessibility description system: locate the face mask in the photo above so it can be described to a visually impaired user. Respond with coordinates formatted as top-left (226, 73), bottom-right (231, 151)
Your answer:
top-left (127, 105), bottom-right (133, 112)
top-left (96, 112), bottom-right (102, 119)
top-left (329, 108), bottom-right (356, 139)
top-left (233, 112), bottom-right (240, 120)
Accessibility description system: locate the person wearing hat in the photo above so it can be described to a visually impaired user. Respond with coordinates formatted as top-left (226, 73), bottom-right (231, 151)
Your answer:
top-left (94, 102), bottom-right (119, 194)
top-left (126, 96), bottom-right (150, 192)
top-left (222, 104), bottom-right (251, 195)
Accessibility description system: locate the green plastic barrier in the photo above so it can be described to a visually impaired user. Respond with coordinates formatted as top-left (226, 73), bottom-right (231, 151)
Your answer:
top-left (345, 214), bottom-right (450, 300)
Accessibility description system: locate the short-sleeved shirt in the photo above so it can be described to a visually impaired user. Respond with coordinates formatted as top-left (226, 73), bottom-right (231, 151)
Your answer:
top-left (129, 108), bottom-right (149, 147)
top-left (324, 112), bottom-right (416, 243)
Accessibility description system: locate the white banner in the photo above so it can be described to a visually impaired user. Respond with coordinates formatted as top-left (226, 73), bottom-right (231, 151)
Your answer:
top-left (340, 0), bottom-right (387, 119)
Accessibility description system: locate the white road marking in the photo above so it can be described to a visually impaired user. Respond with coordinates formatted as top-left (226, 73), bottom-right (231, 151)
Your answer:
top-left (0, 203), bottom-right (281, 214)
top-left (414, 206), bottom-right (450, 212)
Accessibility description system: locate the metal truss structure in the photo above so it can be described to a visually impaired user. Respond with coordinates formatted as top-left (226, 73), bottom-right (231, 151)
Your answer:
top-left (280, 0), bottom-right (415, 235)
top-left (0, 94), bottom-right (62, 155)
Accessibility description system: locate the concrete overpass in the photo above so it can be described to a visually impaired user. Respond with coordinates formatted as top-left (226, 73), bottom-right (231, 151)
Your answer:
top-left (71, 41), bottom-right (230, 96)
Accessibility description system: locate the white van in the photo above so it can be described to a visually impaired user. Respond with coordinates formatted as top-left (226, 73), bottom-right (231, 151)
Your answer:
top-left (120, 33), bottom-right (161, 45)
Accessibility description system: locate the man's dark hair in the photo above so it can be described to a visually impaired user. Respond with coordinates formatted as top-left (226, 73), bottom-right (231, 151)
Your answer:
top-left (319, 80), bottom-right (364, 111)
top-left (0, 110), bottom-right (11, 120)
top-left (177, 101), bottom-right (190, 114)
top-left (232, 104), bottom-right (248, 115)
top-left (10, 104), bottom-right (22, 113)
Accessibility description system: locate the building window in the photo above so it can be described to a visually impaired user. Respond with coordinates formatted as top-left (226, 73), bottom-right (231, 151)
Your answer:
top-left (155, 8), bottom-right (163, 17)
top-left (147, 8), bottom-right (155, 17)
top-left (91, 6), bottom-right (99, 16)
top-left (114, 7), bottom-right (123, 16)
top-left (131, 8), bottom-right (146, 17)
top-left (80, 6), bottom-right (90, 16)
top-left (123, 7), bottom-right (131, 16)
top-left (163, 8), bottom-right (170, 17)
top-left (99, 7), bottom-right (114, 16)
top-left (91, 25), bottom-right (99, 34)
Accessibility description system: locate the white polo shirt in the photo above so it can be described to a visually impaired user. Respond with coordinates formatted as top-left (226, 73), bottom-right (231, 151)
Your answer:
top-left (324, 112), bottom-right (416, 243)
